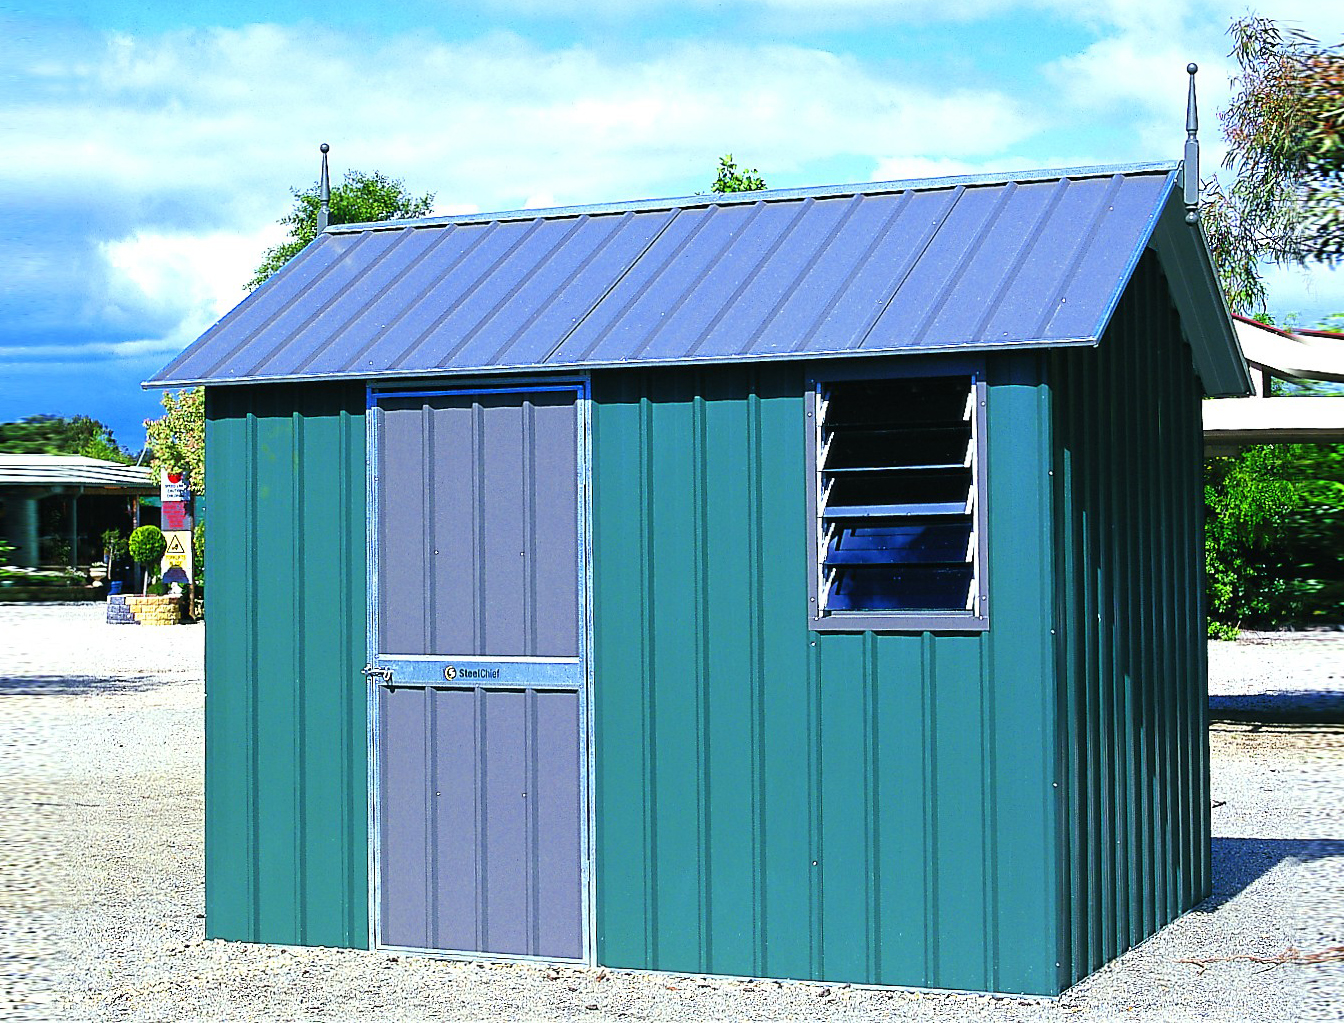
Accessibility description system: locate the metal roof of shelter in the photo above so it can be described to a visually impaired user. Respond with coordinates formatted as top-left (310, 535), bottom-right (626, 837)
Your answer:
top-left (151, 161), bottom-right (1251, 397)
top-left (1231, 315), bottom-right (1344, 383)
top-left (0, 455), bottom-right (156, 492)
top-left (1203, 317), bottom-right (1344, 451)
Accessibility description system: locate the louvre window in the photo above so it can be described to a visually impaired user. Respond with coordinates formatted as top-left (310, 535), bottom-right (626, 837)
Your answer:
top-left (812, 374), bottom-right (985, 626)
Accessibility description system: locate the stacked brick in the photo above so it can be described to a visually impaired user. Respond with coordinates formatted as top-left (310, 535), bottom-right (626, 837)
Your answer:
top-left (106, 593), bottom-right (184, 626)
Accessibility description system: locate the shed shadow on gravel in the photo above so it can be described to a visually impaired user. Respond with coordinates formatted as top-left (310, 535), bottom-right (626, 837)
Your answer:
top-left (0, 674), bottom-right (165, 696)
top-left (1195, 837), bottom-right (1344, 912)
top-left (1211, 692), bottom-right (1344, 725)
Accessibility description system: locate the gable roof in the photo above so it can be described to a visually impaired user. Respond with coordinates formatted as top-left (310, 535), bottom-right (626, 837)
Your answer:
top-left (150, 161), bottom-right (1250, 396)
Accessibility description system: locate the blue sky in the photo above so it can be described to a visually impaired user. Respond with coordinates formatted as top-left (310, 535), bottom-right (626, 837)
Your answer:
top-left (4, 1), bottom-right (1342, 450)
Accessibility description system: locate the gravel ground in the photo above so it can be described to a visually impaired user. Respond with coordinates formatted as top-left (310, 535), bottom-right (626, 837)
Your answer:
top-left (2, 604), bottom-right (1341, 1022)
top-left (1208, 632), bottom-right (1344, 722)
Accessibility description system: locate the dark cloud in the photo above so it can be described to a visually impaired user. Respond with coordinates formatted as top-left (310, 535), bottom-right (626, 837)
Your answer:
top-left (0, 353), bottom-right (173, 455)
top-left (0, 212), bottom-right (189, 345)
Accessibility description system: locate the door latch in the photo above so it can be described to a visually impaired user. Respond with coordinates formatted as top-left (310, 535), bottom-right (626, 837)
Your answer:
top-left (362, 664), bottom-right (395, 684)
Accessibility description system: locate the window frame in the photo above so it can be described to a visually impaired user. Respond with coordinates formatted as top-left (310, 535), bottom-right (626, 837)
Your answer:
top-left (805, 357), bottom-right (990, 633)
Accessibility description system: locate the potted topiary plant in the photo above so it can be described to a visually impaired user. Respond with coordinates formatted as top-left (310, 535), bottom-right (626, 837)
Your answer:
top-left (97, 528), bottom-right (126, 586)
top-left (128, 524), bottom-right (167, 595)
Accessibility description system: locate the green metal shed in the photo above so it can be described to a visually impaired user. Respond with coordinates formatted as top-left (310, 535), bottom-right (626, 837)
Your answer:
top-left (151, 159), bottom-right (1250, 996)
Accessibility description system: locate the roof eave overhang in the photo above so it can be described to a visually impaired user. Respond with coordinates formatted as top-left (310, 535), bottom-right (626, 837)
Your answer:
top-left (148, 335), bottom-right (1105, 390)
top-left (326, 160), bottom-right (1180, 235)
top-left (1144, 186), bottom-right (1253, 398)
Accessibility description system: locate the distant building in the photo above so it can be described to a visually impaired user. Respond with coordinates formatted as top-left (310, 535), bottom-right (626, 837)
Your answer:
top-left (0, 455), bottom-right (155, 567)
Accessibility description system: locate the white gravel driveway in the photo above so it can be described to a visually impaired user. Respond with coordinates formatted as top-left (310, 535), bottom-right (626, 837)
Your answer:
top-left (2, 605), bottom-right (1341, 1021)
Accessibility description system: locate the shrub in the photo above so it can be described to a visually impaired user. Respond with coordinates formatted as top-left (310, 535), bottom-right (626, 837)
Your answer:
top-left (1205, 441), bottom-right (1344, 630)
top-left (101, 528), bottom-right (127, 562)
top-left (128, 525), bottom-right (166, 593)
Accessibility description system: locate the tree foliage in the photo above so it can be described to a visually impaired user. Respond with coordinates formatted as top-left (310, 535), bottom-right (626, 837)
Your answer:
top-left (0, 414), bottom-right (132, 462)
top-left (1206, 439), bottom-right (1344, 630)
top-left (1198, 18), bottom-right (1344, 632)
top-left (149, 168), bottom-right (436, 508)
top-left (250, 170), bottom-right (435, 289)
top-left (101, 528), bottom-right (128, 561)
top-left (128, 524), bottom-right (166, 570)
top-left (711, 154), bottom-right (767, 194)
top-left (1205, 445), bottom-right (1302, 627)
top-left (144, 388), bottom-right (205, 498)
top-left (1203, 16), bottom-right (1344, 314)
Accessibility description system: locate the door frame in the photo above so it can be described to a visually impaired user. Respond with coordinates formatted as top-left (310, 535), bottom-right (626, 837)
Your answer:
top-left (363, 375), bottom-right (595, 964)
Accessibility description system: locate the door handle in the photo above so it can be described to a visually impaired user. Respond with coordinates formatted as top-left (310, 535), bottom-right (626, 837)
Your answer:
top-left (363, 664), bottom-right (395, 684)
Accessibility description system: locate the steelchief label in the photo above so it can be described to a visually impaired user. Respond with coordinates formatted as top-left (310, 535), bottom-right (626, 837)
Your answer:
top-left (444, 665), bottom-right (502, 681)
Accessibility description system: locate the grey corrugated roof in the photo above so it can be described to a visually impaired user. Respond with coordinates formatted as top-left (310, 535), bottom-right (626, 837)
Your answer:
top-left (0, 455), bottom-right (156, 491)
top-left (150, 161), bottom-right (1251, 396)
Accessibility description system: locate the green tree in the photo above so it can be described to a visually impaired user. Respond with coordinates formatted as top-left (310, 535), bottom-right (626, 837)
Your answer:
top-left (250, 169), bottom-right (436, 289)
top-left (144, 388), bottom-right (205, 499)
top-left (1205, 445), bottom-right (1302, 629)
top-left (711, 154), bottom-right (767, 194)
top-left (0, 414), bottom-right (132, 462)
top-left (128, 524), bottom-right (167, 593)
top-left (1199, 17), bottom-right (1344, 632)
top-left (1204, 311), bottom-right (1344, 632)
top-left (146, 168), bottom-right (436, 540)
top-left (1206, 437), bottom-right (1344, 631)
top-left (1203, 16), bottom-right (1344, 314)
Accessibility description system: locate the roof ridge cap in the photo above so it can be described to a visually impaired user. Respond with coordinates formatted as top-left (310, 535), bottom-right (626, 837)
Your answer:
top-left (328, 161), bottom-right (1179, 234)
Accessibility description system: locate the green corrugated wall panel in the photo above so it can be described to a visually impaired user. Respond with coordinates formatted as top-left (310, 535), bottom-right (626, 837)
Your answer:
top-left (1052, 252), bottom-right (1211, 988)
top-left (983, 357), bottom-right (1062, 991)
top-left (593, 360), bottom-right (1062, 995)
top-left (205, 387), bottom-right (249, 942)
top-left (204, 383), bottom-right (369, 949)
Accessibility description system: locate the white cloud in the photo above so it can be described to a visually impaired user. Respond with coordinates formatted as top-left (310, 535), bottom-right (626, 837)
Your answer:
top-left (3, 23), bottom-right (1044, 377)
top-left (10, 3), bottom-right (1339, 384)
top-left (469, 0), bottom-right (1344, 34)
top-left (468, 0), bottom-right (1166, 23)
top-left (6, 27), bottom-right (1038, 221)
top-left (0, 337), bottom-right (186, 363)
top-left (1041, 2), bottom-right (1344, 132)
top-left (486, 0), bottom-right (1031, 19)
top-left (100, 224), bottom-right (284, 330)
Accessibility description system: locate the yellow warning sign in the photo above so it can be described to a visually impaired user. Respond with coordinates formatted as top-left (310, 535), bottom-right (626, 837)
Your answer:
top-left (161, 530), bottom-right (194, 586)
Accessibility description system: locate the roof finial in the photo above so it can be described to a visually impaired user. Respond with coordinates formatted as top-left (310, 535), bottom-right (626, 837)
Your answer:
top-left (1184, 63), bottom-right (1200, 224)
top-left (317, 143), bottom-right (331, 233)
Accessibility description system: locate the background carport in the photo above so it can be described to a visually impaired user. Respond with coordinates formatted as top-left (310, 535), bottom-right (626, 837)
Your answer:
top-left (1203, 316), bottom-right (1344, 453)
top-left (0, 455), bottom-right (156, 568)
